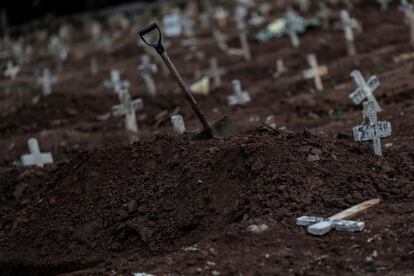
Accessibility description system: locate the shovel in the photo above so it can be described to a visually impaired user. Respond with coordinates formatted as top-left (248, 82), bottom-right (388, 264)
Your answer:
top-left (138, 23), bottom-right (238, 139)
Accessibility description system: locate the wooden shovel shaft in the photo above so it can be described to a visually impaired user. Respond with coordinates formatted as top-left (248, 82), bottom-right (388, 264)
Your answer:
top-left (329, 198), bottom-right (380, 221)
top-left (159, 52), bottom-right (213, 136)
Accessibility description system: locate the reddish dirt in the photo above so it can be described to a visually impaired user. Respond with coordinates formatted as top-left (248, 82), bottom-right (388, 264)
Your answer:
top-left (1, 1), bottom-right (414, 275)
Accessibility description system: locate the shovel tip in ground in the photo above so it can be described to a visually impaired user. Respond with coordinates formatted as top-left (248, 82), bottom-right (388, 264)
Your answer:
top-left (192, 115), bottom-right (239, 140)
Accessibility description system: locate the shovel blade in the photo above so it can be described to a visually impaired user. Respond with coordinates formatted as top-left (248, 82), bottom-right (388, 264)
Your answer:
top-left (192, 115), bottom-right (238, 140)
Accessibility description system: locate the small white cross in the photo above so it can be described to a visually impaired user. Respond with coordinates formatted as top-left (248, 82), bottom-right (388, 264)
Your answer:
top-left (138, 55), bottom-right (158, 96)
top-left (353, 101), bottom-right (392, 156)
top-left (104, 70), bottom-right (130, 96)
top-left (3, 61), bottom-right (20, 79)
top-left (228, 80), bottom-right (251, 106)
top-left (285, 8), bottom-right (300, 48)
top-left (349, 70), bottom-right (382, 112)
top-left (340, 10), bottom-right (358, 56)
top-left (303, 54), bottom-right (328, 91)
top-left (163, 11), bottom-right (182, 37)
top-left (37, 68), bottom-right (57, 96)
top-left (112, 87), bottom-right (143, 135)
top-left (20, 138), bottom-right (53, 167)
top-left (273, 59), bottom-right (286, 79)
top-left (171, 115), bottom-right (187, 134)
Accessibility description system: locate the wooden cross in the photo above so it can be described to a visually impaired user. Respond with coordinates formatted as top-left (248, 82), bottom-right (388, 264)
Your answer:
top-left (349, 70), bottom-right (382, 112)
top-left (285, 8), bottom-right (300, 48)
top-left (353, 101), bottom-right (391, 156)
top-left (196, 57), bottom-right (226, 88)
top-left (20, 138), bottom-right (53, 167)
top-left (303, 54), bottom-right (328, 91)
top-left (112, 87), bottom-right (144, 139)
top-left (340, 10), bottom-right (357, 56)
top-left (138, 55), bottom-right (158, 96)
top-left (228, 79), bottom-right (251, 106)
top-left (235, 15), bottom-right (252, 61)
top-left (37, 68), bottom-right (57, 96)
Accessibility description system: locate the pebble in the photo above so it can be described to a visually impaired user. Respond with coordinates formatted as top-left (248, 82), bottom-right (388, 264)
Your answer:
top-left (247, 224), bottom-right (269, 234)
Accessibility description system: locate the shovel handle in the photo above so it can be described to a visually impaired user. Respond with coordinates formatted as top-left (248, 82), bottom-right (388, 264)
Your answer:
top-left (138, 22), bottom-right (164, 54)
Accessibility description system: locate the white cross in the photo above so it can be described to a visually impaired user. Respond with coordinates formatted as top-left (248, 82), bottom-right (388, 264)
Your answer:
top-left (138, 55), bottom-right (158, 96)
top-left (48, 36), bottom-right (68, 62)
top-left (197, 57), bottom-right (226, 88)
top-left (171, 115), bottom-right (187, 134)
top-left (353, 101), bottom-right (392, 156)
top-left (163, 12), bottom-right (182, 37)
top-left (104, 70), bottom-right (129, 96)
top-left (349, 70), bottom-right (382, 112)
top-left (112, 87), bottom-right (143, 134)
top-left (20, 138), bottom-right (53, 167)
top-left (37, 68), bottom-right (57, 96)
top-left (303, 54), bottom-right (328, 91)
top-left (340, 10), bottom-right (357, 56)
top-left (285, 8), bottom-right (300, 48)
top-left (3, 61), bottom-right (20, 79)
top-left (228, 80), bottom-right (251, 106)
top-left (273, 59), bottom-right (286, 79)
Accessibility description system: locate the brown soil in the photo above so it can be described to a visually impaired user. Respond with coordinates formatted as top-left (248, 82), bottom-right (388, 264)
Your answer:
top-left (1, 1), bottom-right (414, 275)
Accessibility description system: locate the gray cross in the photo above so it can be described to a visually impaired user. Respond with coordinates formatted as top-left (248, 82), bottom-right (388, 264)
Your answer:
top-left (20, 138), bottom-right (53, 167)
top-left (138, 55), bottom-right (158, 96)
top-left (228, 80), bottom-right (251, 106)
top-left (37, 68), bottom-right (57, 96)
top-left (112, 87), bottom-right (143, 134)
top-left (235, 15), bottom-right (251, 60)
top-left (353, 101), bottom-right (392, 156)
top-left (349, 70), bottom-right (382, 112)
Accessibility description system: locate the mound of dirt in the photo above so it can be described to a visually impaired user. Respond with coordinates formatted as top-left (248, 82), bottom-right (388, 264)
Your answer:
top-left (0, 129), bottom-right (412, 275)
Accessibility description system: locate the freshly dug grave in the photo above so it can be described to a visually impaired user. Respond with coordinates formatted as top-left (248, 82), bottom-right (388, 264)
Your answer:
top-left (0, 128), bottom-right (413, 275)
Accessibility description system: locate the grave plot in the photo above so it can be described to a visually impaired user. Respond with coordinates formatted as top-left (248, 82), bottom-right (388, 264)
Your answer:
top-left (0, 0), bottom-right (414, 275)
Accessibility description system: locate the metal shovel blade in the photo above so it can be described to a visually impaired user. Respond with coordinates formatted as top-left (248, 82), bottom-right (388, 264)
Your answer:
top-left (192, 115), bottom-right (239, 140)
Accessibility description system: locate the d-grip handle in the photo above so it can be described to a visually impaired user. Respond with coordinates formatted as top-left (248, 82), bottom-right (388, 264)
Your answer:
top-left (138, 22), bottom-right (164, 54)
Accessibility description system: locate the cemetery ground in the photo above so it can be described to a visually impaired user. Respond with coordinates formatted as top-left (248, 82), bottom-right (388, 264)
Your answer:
top-left (1, 1), bottom-right (414, 275)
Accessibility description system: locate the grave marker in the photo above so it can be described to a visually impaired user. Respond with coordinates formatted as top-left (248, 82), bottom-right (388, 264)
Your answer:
top-left (235, 15), bottom-right (252, 60)
top-left (353, 101), bottom-right (391, 156)
top-left (228, 80), bottom-right (251, 106)
top-left (163, 11), bottom-right (182, 37)
top-left (196, 57), bottom-right (226, 88)
top-left (273, 59), bottom-right (286, 79)
top-left (349, 70), bottom-right (382, 112)
top-left (400, 1), bottom-right (414, 47)
top-left (296, 0), bottom-right (310, 12)
top-left (400, 0), bottom-right (414, 19)
top-left (340, 10), bottom-right (357, 56)
top-left (37, 68), bottom-right (57, 96)
top-left (303, 54), bottom-right (328, 91)
top-left (104, 70), bottom-right (130, 96)
top-left (3, 61), bottom-right (19, 79)
top-left (318, 2), bottom-right (332, 29)
top-left (285, 8), bottom-right (301, 48)
top-left (171, 115), bottom-right (187, 134)
top-left (215, 6), bottom-right (229, 28)
top-left (297, 198), bottom-right (380, 236)
top-left (377, 0), bottom-right (392, 10)
top-left (112, 87), bottom-right (143, 139)
top-left (20, 138), bottom-right (53, 167)
top-left (138, 55), bottom-right (158, 96)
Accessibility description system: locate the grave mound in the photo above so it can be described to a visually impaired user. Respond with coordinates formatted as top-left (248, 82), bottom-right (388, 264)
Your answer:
top-left (0, 129), bottom-right (411, 275)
